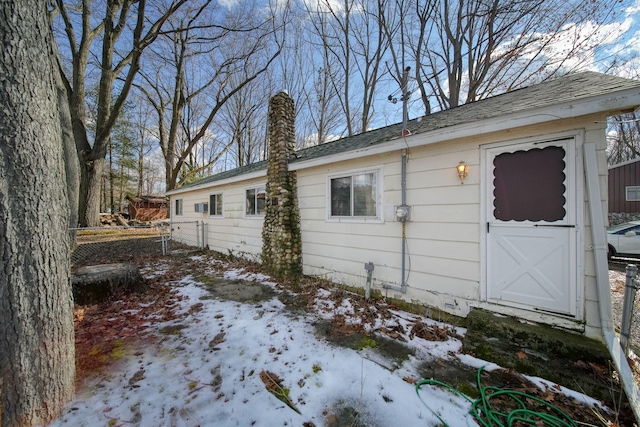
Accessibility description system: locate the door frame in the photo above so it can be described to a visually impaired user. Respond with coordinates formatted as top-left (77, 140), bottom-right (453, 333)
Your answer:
top-left (479, 131), bottom-right (584, 321)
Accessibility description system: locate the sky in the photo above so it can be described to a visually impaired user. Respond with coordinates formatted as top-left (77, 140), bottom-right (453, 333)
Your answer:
top-left (608, 0), bottom-right (640, 76)
top-left (45, 255), bottom-right (613, 427)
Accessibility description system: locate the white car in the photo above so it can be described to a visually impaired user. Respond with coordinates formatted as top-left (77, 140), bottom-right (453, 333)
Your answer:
top-left (607, 221), bottom-right (640, 259)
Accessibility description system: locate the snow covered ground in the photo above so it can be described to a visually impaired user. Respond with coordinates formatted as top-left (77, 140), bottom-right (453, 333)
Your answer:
top-left (47, 255), bottom-right (612, 427)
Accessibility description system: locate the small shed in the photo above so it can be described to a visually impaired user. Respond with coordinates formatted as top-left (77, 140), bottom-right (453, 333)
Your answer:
top-left (126, 195), bottom-right (168, 221)
top-left (608, 158), bottom-right (640, 215)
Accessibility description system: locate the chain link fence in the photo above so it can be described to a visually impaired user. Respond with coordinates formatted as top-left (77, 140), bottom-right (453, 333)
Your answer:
top-left (618, 264), bottom-right (640, 354)
top-left (169, 221), bottom-right (205, 250)
top-left (71, 221), bottom-right (205, 267)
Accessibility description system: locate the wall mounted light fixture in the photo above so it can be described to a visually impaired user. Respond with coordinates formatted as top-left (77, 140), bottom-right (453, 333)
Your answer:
top-left (457, 161), bottom-right (468, 184)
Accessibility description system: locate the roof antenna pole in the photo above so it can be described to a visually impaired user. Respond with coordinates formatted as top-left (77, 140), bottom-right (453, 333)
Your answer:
top-left (402, 66), bottom-right (410, 137)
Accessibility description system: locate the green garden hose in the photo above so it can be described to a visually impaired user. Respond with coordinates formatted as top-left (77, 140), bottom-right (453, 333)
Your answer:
top-left (415, 366), bottom-right (578, 427)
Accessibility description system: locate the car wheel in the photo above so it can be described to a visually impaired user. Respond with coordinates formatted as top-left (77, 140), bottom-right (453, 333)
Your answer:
top-left (608, 244), bottom-right (616, 260)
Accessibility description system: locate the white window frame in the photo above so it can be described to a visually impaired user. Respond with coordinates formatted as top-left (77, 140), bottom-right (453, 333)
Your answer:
top-left (209, 192), bottom-right (224, 217)
top-left (626, 185), bottom-right (640, 202)
top-left (326, 166), bottom-right (383, 223)
top-left (245, 185), bottom-right (266, 217)
top-left (174, 198), bottom-right (183, 216)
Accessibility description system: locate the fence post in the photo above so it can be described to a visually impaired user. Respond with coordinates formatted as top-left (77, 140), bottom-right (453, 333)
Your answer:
top-left (621, 264), bottom-right (639, 353)
top-left (161, 225), bottom-right (167, 255)
top-left (201, 221), bottom-right (205, 249)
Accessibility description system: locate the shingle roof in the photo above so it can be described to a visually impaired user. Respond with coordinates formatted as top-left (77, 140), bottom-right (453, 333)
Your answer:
top-left (179, 159), bottom-right (268, 189)
top-left (179, 71), bottom-right (640, 190)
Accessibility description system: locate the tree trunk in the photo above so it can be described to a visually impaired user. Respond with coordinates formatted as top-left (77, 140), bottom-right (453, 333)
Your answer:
top-left (0, 2), bottom-right (75, 426)
top-left (79, 157), bottom-right (105, 227)
top-left (55, 61), bottom-right (80, 240)
top-left (137, 133), bottom-right (145, 196)
top-left (109, 142), bottom-right (115, 213)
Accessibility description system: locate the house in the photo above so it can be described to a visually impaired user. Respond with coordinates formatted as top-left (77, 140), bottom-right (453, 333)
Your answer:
top-left (166, 72), bottom-right (640, 339)
top-left (609, 158), bottom-right (640, 221)
top-left (125, 195), bottom-right (169, 221)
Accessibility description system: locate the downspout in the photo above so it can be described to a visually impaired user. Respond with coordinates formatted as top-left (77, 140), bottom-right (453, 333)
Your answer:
top-left (584, 142), bottom-right (640, 420)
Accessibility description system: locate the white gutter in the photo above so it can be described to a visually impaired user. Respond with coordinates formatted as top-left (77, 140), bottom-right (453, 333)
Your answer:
top-left (584, 142), bottom-right (640, 421)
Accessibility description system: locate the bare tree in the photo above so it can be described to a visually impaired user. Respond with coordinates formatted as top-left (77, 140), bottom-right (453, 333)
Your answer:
top-left (129, 96), bottom-right (158, 196)
top-left (608, 112), bottom-right (640, 165)
top-left (302, 0), bottom-right (390, 137)
top-left (352, 0), bottom-right (389, 131)
top-left (281, 6), bottom-right (344, 147)
top-left (297, 64), bottom-right (345, 147)
top-left (216, 76), bottom-right (270, 168)
top-left (395, 0), bottom-right (628, 113)
top-left (379, 0), bottom-right (434, 115)
top-left (51, 0), bottom-right (189, 226)
top-left (0, 2), bottom-right (74, 425)
top-left (137, 1), bottom-right (286, 190)
top-left (606, 65), bottom-right (640, 165)
top-left (105, 108), bottom-right (137, 212)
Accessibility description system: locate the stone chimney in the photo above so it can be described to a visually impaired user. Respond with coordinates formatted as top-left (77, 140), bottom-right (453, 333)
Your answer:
top-left (261, 92), bottom-right (302, 280)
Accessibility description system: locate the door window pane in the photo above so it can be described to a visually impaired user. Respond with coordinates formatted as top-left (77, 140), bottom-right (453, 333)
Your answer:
top-left (493, 146), bottom-right (566, 222)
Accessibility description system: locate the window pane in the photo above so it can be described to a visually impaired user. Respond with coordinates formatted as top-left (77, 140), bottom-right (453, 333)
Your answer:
top-left (246, 189), bottom-right (256, 215)
top-left (331, 177), bottom-right (351, 216)
top-left (257, 188), bottom-right (266, 215)
top-left (353, 173), bottom-right (376, 216)
top-left (216, 194), bottom-right (223, 215)
top-left (209, 194), bottom-right (217, 215)
top-left (209, 194), bottom-right (223, 215)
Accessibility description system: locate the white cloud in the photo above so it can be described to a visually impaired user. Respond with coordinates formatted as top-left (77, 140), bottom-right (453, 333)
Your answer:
top-left (218, 0), bottom-right (239, 8)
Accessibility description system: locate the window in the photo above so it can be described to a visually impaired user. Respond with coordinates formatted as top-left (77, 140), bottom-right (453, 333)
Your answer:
top-left (626, 186), bottom-right (640, 202)
top-left (209, 193), bottom-right (223, 216)
top-left (174, 198), bottom-right (183, 216)
top-left (329, 170), bottom-right (379, 219)
top-left (246, 186), bottom-right (266, 216)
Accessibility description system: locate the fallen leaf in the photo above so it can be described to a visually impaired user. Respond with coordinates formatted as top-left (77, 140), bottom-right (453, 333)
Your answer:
top-left (403, 377), bottom-right (417, 385)
top-left (208, 332), bottom-right (225, 348)
top-left (259, 370), bottom-right (301, 414)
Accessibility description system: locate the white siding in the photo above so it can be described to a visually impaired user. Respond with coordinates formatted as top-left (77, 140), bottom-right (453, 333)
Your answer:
top-left (297, 139), bottom-right (483, 309)
top-left (170, 177), bottom-right (267, 261)
top-left (168, 113), bottom-right (611, 338)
